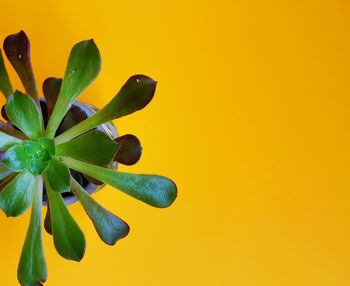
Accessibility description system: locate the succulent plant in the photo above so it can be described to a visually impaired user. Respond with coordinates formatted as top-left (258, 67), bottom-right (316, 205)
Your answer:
top-left (0, 31), bottom-right (177, 285)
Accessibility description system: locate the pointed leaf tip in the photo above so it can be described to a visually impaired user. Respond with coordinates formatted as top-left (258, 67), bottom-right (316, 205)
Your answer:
top-left (45, 39), bottom-right (101, 138)
top-left (109, 74), bottom-right (157, 118)
top-left (54, 74), bottom-right (157, 144)
top-left (63, 157), bottom-right (177, 208)
top-left (3, 31), bottom-right (39, 102)
top-left (71, 179), bottom-right (130, 245)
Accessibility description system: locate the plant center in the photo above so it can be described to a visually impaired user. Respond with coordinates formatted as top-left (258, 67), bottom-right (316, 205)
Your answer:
top-left (3, 138), bottom-right (55, 176)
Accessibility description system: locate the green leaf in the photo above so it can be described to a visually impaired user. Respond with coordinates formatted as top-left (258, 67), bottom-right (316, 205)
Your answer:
top-left (44, 175), bottom-right (86, 261)
top-left (55, 75), bottom-right (156, 144)
top-left (24, 140), bottom-right (43, 156)
top-left (45, 40), bottom-right (101, 138)
top-left (0, 131), bottom-right (22, 150)
top-left (23, 140), bottom-right (42, 155)
top-left (44, 203), bottom-right (52, 235)
top-left (29, 159), bottom-right (49, 176)
top-left (3, 31), bottom-right (39, 103)
top-left (62, 157), bottom-right (177, 208)
top-left (0, 170), bottom-right (35, 217)
top-left (0, 49), bottom-right (13, 98)
top-left (45, 159), bottom-right (71, 193)
top-left (0, 164), bottom-right (14, 181)
top-left (56, 130), bottom-right (117, 166)
top-left (0, 173), bottom-right (17, 192)
top-left (71, 178), bottom-right (129, 245)
top-left (17, 176), bottom-right (47, 286)
top-left (24, 140), bottom-right (51, 161)
top-left (5, 91), bottom-right (43, 139)
top-left (39, 138), bottom-right (55, 156)
top-left (0, 119), bottom-right (27, 140)
top-left (3, 144), bottom-right (30, 172)
top-left (114, 134), bottom-right (142, 165)
top-left (42, 77), bottom-right (62, 117)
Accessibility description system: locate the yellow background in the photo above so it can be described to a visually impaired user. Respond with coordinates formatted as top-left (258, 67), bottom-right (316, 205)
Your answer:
top-left (1, 0), bottom-right (350, 285)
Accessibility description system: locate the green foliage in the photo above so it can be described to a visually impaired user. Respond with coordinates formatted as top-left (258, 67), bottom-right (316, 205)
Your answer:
top-left (5, 91), bottom-right (43, 139)
top-left (0, 131), bottom-right (23, 150)
top-left (45, 159), bottom-right (70, 193)
top-left (0, 31), bottom-right (177, 286)
top-left (56, 130), bottom-right (117, 166)
top-left (55, 75), bottom-right (156, 144)
top-left (17, 177), bottom-right (47, 286)
top-left (3, 139), bottom-right (53, 176)
top-left (71, 179), bottom-right (129, 245)
top-left (0, 164), bottom-right (13, 181)
top-left (0, 170), bottom-right (35, 217)
top-left (45, 40), bottom-right (101, 138)
top-left (45, 175), bottom-right (85, 261)
top-left (63, 157), bottom-right (177, 208)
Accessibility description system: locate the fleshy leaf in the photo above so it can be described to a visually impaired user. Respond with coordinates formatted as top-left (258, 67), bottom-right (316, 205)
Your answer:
top-left (1, 105), bottom-right (9, 120)
top-left (2, 144), bottom-right (30, 172)
top-left (3, 31), bottom-right (39, 103)
top-left (24, 140), bottom-right (51, 161)
top-left (0, 173), bottom-right (17, 191)
top-left (45, 175), bottom-right (86, 261)
top-left (71, 178), bottom-right (129, 245)
top-left (0, 119), bottom-right (27, 140)
top-left (62, 157), bottom-right (177, 208)
top-left (0, 164), bottom-right (14, 181)
top-left (24, 140), bottom-right (44, 156)
top-left (57, 104), bottom-right (89, 134)
top-left (114, 134), bottom-right (142, 165)
top-left (45, 40), bottom-right (101, 138)
top-left (17, 176), bottom-right (47, 286)
top-left (0, 170), bottom-right (35, 217)
top-left (44, 202), bottom-right (52, 235)
top-left (23, 140), bottom-right (41, 155)
top-left (0, 49), bottom-right (13, 98)
top-left (0, 131), bottom-right (23, 150)
top-left (39, 138), bottom-right (55, 156)
top-left (29, 159), bottom-right (49, 176)
top-left (45, 159), bottom-right (70, 193)
top-left (42, 77), bottom-right (62, 117)
top-left (56, 130), bottom-right (117, 166)
top-left (55, 75), bottom-right (156, 144)
top-left (5, 91), bottom-right (43, 139)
